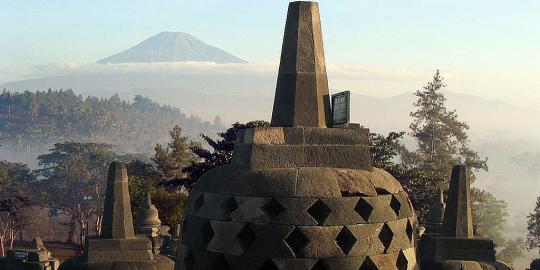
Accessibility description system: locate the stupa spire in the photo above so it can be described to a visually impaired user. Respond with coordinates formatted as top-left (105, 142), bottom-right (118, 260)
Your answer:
top-left (101, 161), bottom-right (135, 239)
top-left (270, 1), bottom-right (331, 127)
top-left (442, 165), bottom-right (474, 238)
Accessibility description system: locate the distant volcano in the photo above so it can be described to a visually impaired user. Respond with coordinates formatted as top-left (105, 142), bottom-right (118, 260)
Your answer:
top-left (97, 31), bottom-right (246, 64)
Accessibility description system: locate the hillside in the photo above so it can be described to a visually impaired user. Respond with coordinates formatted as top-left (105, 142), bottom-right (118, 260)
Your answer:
top-left (97, 32), bottom-right (246, 64)
top-left (0, 89), bottom-right (225, 165)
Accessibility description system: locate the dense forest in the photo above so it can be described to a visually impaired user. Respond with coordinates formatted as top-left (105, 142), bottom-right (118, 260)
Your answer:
top-left (0, 89), bottom-right (225, 163)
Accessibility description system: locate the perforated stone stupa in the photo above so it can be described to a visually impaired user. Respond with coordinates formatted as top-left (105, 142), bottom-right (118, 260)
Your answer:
top-left (177, 2), bottom-right (419, 269)
top-left (58, 162), bottom-right (174, 270)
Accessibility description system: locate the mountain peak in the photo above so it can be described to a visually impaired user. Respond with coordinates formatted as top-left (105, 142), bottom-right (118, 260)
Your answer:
top-left (97, 31), bottom-right (246, 64)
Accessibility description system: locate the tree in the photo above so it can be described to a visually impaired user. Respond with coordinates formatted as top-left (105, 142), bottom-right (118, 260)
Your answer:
top-left (496, 238), bottom-right (525, 266)
top-left (472, 189), bottom-right (524, 264)
top-left (184, 120), bottom-right (270, 182)
top-left (0, 161), bottom-right (32, 257)
top-left (472, 189), bottom-right (508, 245)
top-left (408, 70), bottom-right (487, 184)
top-left (527, 196), bottom-right (540, 254)
top-left (37, 142), bottom-right (115, 246)
top-left (369, 132), bottom-right (440, 223)
top-left (153, 125), bottom-right (196, 180)
top-left (127, 157), bottom-right (190, 227)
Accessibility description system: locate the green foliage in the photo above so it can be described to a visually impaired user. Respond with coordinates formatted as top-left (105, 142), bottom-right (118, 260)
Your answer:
top-left (0, 89), bottom-right (224, 156)
top-left (408, 70), bottom-right (487, 183)
top-left (153, 125), bottom-right (196, 180)
top-left (184, 120), bottom-right (270, 182)
top-left (36, 142), bottom-right (115, 242)
top-left (472, 189), bottom-right (508, 245)
top-left (527, 196), bottom-right (540, 252)
top-left (369, 132), bottom-right (440, 223)
top-left (127, 160), bottom-right (189, 227)
top-left (496, 238), bottom-right (525, 266)
top-left (0, 161), bottom-right (33, 214)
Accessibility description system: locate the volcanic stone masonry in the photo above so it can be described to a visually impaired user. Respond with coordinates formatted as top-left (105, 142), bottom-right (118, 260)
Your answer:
top-left (419, 165), bottom-right (512, 270)
top-left (58, 161), bottom-right (175, 270)
top-left (177, 1), bottom-right (419, 269)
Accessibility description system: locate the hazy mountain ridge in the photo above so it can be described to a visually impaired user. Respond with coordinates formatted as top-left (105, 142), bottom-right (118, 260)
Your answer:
top-left (97, 31), bottom-right (247, 64)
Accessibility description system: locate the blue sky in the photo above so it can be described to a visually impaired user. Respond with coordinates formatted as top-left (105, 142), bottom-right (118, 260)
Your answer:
top-left (1, 0), bottom-right (539, 107)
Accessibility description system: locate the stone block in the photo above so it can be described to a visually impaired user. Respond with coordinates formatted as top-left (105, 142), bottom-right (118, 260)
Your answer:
top-left (294, 226), bottom-right (343, 257)
top-left (387, 218), bottom-right (415, 252)
top-left (272, 197), bottom-right (319, 225)
top-left (295, 167), bottom-right (342, 198)
top-left (363, 195), bottom-right (399, 223)
top-left (322, 197), bottom-right (365, 225)
top-left (230, 196), bottom-right (270, 223)
top-left (335, 169), bottom-right (378, 197)
top-left (347, 223), bottom-right (385, 256)
top-left (245, 223), bottom-right (296, 258)
top-left (207, 220), bottom-right (247, 256)
top-left (369, 168), bottom-right (404, 194)
top-left (181, 215), bottom-right (215, 250)
top-left (302, 127), bottom-right (369, 145)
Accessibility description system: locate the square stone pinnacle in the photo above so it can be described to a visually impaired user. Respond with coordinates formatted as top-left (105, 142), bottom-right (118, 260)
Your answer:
top-left (271, 1), bottom-right (332, 128)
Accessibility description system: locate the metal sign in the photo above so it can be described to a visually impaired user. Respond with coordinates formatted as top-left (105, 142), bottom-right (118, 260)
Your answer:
top-left (331, 91), bottom-right (350, 126)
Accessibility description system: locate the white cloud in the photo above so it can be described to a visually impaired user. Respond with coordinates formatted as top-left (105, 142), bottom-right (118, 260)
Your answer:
top-left (20, 61), bottom-right (429, 83)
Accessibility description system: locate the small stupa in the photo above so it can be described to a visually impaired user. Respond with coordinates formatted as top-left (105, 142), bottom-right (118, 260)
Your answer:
top-left (419, 165), bottom-right (512, 270)
top-left (177, 1), bottom-right (419, 269)
top-left (135, 191), bottom-right (162, 236)
top-left (58, 161), bottom-right (174, 270)
top-left (425, 189), bottom-right (446, 235)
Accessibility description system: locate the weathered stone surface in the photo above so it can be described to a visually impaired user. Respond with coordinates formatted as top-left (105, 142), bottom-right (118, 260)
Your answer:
top-left (419, 234), bottom-right (496, 263)
top-left (101, 162), bottom-right (135, 239)
top-left (443, 165), bottom-right (474, 238)
top-left (135, 191), bottom-right (162, 237)
top-left (178, 1), bottom-right (418, 269)
top-left (58, 162), bottom-right (173, 270)
top-left (32, 237), bottom-right (46, 250)
top-left (270, 2), bottom-right (331, 128)
top-left (426, 188), bottom-right (446, 234)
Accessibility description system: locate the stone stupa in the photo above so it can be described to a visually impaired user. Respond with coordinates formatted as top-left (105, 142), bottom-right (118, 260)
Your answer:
top-left (177, 1), bottom-right (419, 269)
top-left (419, 165), bottom-right (512, 270)
top-left (424, 189), bottom-right (446, 235)
top-left (59, 161), bottom-right (174, 270)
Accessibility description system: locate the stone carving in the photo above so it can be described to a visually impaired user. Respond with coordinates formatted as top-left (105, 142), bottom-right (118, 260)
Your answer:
top-left (425, 189), bottom-right (446, 234)
top-left (0, 237), bottom-right (59, 270)
top-left (176, 1), bottom-right (419, 269)
top-left (58, 161), bottom-right (174, 270)
top-left (419, 165), bottom-right (513, 270)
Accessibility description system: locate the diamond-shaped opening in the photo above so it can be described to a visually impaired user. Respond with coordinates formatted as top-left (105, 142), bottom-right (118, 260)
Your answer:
top-left (194, 193), bottom-right (204, 213)
top-left (259, 259), bottom-right (279, 270)
top-left (236, 224), bottom-right (257, 252)
top-left (211, 255), bottom-right (231, 270)
top-left (262, 198), bottom-right (285, 220)
top-left (375, 188), bottom-right (391, 194)
top-left (307, 199), bottom-right (331, 225)
top-left (396, 250), bottom-right (408, 270)
top-left (221, 197), bottom-right (238, 218)
top-left (354, 198), bottom-right (373, 222)
top-left (184, 250), bottom-right (195, 270)
top-left (311, 259), bottom-right (331, 270)
top-left (406, 219), bottom-right (414, 242)
top-left (359, 257), bottom-right (378, 270)
top-left (335, 226), bottom-right (357, 255)
top-left (200, 221), bottom-right (215, 248)
top-left (284, 227), bottom-right (310, 256)
top-left (378, 223), bottom-right (394, 253)
top-left (390, 195), bottom-right (401, 216)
